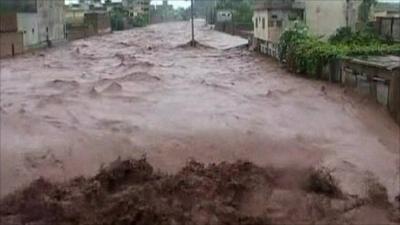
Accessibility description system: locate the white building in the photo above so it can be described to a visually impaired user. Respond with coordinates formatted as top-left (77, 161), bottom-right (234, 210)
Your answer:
top-left (16, 0), bottom-right (66, 49)
top-left (253, 0), bottom-right (361, 46)
top-left (216, 10), bottom-right (232, 23)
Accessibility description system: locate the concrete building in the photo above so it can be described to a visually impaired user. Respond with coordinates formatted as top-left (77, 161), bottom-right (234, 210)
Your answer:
top-left (84, 12), bottom-right (112, 35)
top-left (0, 13), bottom-right (24, 58)
top-left (4, 0), bottom-right (66, 49)
top-left (65, 5), bottom-right (86, 25)
top-left (79, 0), bottom-right (103, 10)
top-left (375, 16), bottom-right (400, 41)
top-left (16, 13), bottom-right (40, 48)
top-left (252, 0), bottom-right (305, 57)
top-left (123, 0), bottom-right (150, 15)
top-left (341, 55), bottom-right (400, 124)
top-left (373, 1), bottom-right (400, 19)
top-left (216, 10), bottom-right (233, 22)
top-left (304, 0), bottom-right (360, 38)
top-left (252, 0), bottom-right (361, 56)
top-left (35, 0), bottom-right (66, 45)
top-left (215, 10), bottom-right (234, 34)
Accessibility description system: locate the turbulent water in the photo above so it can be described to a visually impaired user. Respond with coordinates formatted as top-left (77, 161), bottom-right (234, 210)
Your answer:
top-left (0, 20), bottom-right (399, 206)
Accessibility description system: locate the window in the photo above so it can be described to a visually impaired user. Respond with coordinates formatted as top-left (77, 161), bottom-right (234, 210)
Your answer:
top-left (276, 20), bottom-right (283, 28)
top-left (262, 18), bottom-right (265, 29)
top-left (271, 14), bottom-right (278, 19)
top-left (255, 17), bottom-right (258, 28)
top-left (32, 28), bottom-right (34, 33)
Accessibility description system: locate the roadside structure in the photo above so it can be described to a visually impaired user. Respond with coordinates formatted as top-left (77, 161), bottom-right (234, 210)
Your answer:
top-left (14, 0), bottom-right (65, 49)
top-left (0, 0), bottom-right (65, 57)
top-left (122, 0), bottom-right (150, 17)
top-left (84, 12), bottom-right (112, 35)
top-left (304, 0), bottom-right (360, 38)
top-left (215, 10), bottom-right (233, 34)
top-left (251, 0), bottom-right (361, 57)
top-left (0, 13), bottom-right (24, 58)
top-left (341, 55), bottom-right (400, 124)
top-left (252, 0), bottom-right (305, 58)
top-left (373, 1), bottom-right (400, 19)
top-left (375, 15), bottom-right (400, 42)
top-left (65, 4), bottom-right (86, 25)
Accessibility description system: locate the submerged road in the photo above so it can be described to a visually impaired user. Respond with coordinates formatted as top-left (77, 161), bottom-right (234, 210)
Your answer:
top-left (1, 21), bottom-right (399, 201)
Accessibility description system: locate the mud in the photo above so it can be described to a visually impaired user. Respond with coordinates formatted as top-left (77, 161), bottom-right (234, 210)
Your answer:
top-left (1, 158), bottom-right (398, 225)
top-left (0, 19), bottom-right (399, 213)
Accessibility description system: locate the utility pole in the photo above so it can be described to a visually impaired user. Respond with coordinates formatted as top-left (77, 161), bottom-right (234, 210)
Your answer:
top-left (190, 0), bottom-right (195, 46)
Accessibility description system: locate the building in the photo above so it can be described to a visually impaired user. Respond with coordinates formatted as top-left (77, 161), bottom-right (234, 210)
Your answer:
top-left (375, 16), bottom-right (400, 41)
top-left (78, 0), bottom-right (104, 11)
top-left (214, 10), bottom-right (233, 34)
top-left (6, 0), bottom-right (66, 49)
top-left (252, 0), bottom-right (361, 57)
top-left (84, 12), bottom-right (112, 35)
top-left (216, 10), bottom-right (233, 22)
top-left (0, 13), bottom-right (24, 58)
top-left (65, 5), bottom-right (86, 25)
top-left (304, 0), bottom-right (360, 39)
top-left (252, 0), bottom-right (305, 58)
top-left (373, 1), bottom-right (400, 19)
top-left (341, 55), bottom-right (400, 124)
top-left (122, 0), bottom-right (150, 16)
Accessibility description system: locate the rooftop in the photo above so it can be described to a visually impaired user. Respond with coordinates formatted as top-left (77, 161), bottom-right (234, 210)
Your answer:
top-left (347, 55), bottom-right (400, 71)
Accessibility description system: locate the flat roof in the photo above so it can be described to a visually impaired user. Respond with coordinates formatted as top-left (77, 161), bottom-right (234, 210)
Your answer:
top-left (346, 55), bottom-right (400, 71)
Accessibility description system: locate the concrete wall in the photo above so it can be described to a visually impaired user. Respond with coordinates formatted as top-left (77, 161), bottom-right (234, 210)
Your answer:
top-left (17, 13), bottom-right (40, 48)
top-left (0, 13), bottom-right (18, 32)
top-left (0, 32), bottom-right (24, 58)
top-left (376, 17), bottom-right (400, 41)
top-left (84, 13), bottom-right (111, 35)
top-left (216, 10), bottom-right (232, 22)
top-left (304, 0), bottom-right (361, 39)
top-left (341, 60), bottom-right (400, 125)
top-left (253, 10), bottom-right (269, 42)
top-left (65, 9), bottom-right (85, 25)
top-left (36, 0), bottom-right (66, 44)
top-left (253, 9), bottom-right (302, 43)
top-left (66, 24), bottom-right (95, 40)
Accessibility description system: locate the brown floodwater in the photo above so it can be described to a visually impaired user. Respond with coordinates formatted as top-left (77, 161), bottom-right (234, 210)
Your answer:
top-left (0, 20), bottom-right (399, 203)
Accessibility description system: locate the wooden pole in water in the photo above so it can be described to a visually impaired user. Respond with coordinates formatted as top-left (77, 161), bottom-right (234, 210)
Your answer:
top-left (190, 0), bottom-right (195, 46)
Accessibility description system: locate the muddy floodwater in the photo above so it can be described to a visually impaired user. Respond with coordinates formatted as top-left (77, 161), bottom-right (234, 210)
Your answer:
top-left (1, 20), bottom-right (399, 205)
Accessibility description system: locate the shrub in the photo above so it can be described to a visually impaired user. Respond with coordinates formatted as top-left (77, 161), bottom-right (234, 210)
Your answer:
top-left (111, 13), bottom-right (125, 31)
top-left (278, 23), bottom-right (400, 78)
top-left (128, 14), bottom-right (148, 27)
